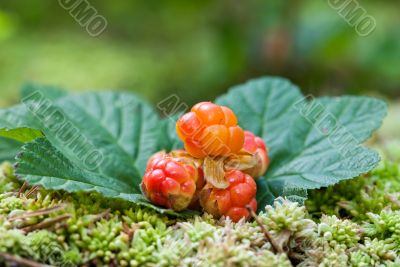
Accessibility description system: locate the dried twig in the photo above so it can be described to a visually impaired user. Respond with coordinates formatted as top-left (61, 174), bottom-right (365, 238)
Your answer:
top-left (246, 205), bottom-right (283, 254)
top-left (123, 223), bottom-right (140, 241)
top-left (21, 214), bottom-right (71, 233)
top-left (25, 186), bottom-right (40, 198)
top-left (92, 209), bottom-right (111, 222)
top-left (0, 252), bottom-right (52, 267)
top-left (17, 182), bottom-right (28, 197)
top-left (8, 204), bottom-right (66, 222)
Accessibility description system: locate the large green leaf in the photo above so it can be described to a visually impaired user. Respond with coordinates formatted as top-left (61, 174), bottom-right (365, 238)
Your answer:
top-left (216, 77), bottom-right (387, 211)
top-left (3, 91), bottom-right (160, 184)
top-left (0, 103), bottom-right (43, 142)
top-left (15, 138), bottom-right (191, 216)
top-left (0, 84), bottom-right (67, 142)
top-left (0, 85), bottom-right (67, 163)
top-left (0, 87), bottom-right (197, 216)
top-left (0, 137), bottom-right (23, 162)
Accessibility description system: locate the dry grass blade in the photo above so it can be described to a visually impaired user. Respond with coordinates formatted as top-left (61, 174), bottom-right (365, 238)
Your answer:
top-left (0, 252), bottom-right (53, 267)
top-left (92, 209), bottom-right (111, 222)
top-left (17, 182), bottom-right (28, 197)
top-left (8, 204), bottom-right (67, 222)
top-left (21, 214), bottom-right (71, 233)
top-left (25, 186), bottom-right (40, 198)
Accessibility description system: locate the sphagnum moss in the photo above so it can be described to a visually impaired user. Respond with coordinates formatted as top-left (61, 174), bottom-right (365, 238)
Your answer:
top-left (1, 161), bottom-right (400, 266)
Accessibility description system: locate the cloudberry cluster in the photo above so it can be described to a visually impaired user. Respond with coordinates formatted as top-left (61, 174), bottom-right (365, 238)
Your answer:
top-left (142, 102), bottom-right (269, 222)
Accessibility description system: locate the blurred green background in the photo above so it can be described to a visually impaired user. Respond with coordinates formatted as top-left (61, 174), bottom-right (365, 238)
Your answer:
top-left (0, 0), bottom-right (399, 107)
top-left (0, 0), bottom-right (399, 161)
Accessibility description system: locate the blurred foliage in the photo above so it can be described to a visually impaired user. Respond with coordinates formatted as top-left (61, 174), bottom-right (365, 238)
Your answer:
top-left (0, 0), bottom-right (399, 107)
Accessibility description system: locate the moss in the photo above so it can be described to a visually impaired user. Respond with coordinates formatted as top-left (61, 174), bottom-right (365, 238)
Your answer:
top-left (0, 195), bottom-right (24, 214)
top-left (317, 215), bottom-right (362, 248)
top-left (0, 162), bottom-right (20, 194)
top-left (0, 227), bottom-right (80, 266)
top-left (300, 243), bottom-right (349, 267)
top-left (363, 210), bottom-right (400, 248)
top-left (1, 161), bottom-right (400, 266)
top-left (307, 161), bottom-right (400, 221)
top-left (258, 198), bottom-right (316, 253)
top-left (0, 228), bottom-right (32, 258)
top-left (349, 238), bottom-right (396, 266)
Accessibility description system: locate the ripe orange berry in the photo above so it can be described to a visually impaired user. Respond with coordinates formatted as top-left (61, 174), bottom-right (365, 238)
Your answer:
top-left (242, 131), bottom-right (269, 178)
top-left (199, 170), bottom-right (257, 222)
top-left (176, 102), bottom-right (244, 158)
top-left (141, 151), bottom-right (203, 211)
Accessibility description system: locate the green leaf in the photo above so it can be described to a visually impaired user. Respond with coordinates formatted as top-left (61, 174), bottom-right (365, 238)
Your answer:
top-left (159, 113), bottom-right (184, 152)
top-left (0, 104), bottom-right (43, 142)
top-left (0, 137), bottom-right (23, 162)
top-left (2, 90), bottom-right (161, 187)
top-left (0, 83), bottom-right (66, 143)
top-left (0, 86), bottom-right (197, 216)
top-left (15, 138), bottom-right (194, 217)
top-left (216, 77), bottom-right (387, 211)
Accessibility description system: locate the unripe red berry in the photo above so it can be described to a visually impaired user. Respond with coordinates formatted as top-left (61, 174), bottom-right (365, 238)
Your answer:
top-left (176, 102), bottom-right (244, 158)
top-left (199, 170), bottom-right (257, 222)
top-left (242, 131), bottom-right (269, 178)
top-left (141, 151), bottom-right (203, 211)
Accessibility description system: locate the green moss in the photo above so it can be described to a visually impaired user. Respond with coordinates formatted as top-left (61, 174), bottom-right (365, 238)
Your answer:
top-left (349, 238), bottom-right (396, 266)
top-left (0, 227), bottom-right (81, 266)
top-left (0, 162), bottom-right (20, 193)
top-left (258, 198), bottom-right (316, 253)
top-left (0, 228), bottom-right (32, 257)
top-left (317, 215), bottom-right (361, 248)
top-left (363, 210), bottom-right (400, 248)
top-left (307, 161), bottom-right (400, 221)
top-left (0, 195), bottom-right (24, 214)
top-left (300, 243), bottom-right (349, 267)
top-left (1, 160), bottom-right (400, 266)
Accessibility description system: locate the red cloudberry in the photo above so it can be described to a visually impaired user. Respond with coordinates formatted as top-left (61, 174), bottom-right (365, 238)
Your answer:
top-left (176, 102), bottom-right (244, 158)
top-left (199, 170), bottom-right (257, 222)
top-left (242, 131), bottom-right (269, 178)
top-left (141, 151), bottom-right (203, 211)
top-left (169, 150), bottom-right (205, 210)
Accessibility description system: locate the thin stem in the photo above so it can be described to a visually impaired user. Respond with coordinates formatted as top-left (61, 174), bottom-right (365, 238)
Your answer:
top-left (25, 186), bottom-right (39, 198)
top-left (21, 214), bottom-right (71, 233)
top-left (17, 182), bottom-right (28, 197)
top-left (246, 205), bottom-right (283, 254)
top-left (92, 209), bottom-right (111, 222)
top-left (8, 204), bottom-right (66, 222)
top-left (0, 252), bottom-right (51, 267)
